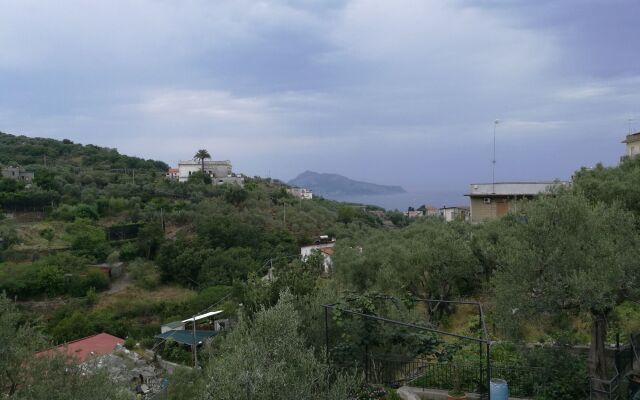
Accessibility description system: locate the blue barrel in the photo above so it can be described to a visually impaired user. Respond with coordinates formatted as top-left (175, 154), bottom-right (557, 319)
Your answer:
top-left (490, 378), bottom-right (509, 400)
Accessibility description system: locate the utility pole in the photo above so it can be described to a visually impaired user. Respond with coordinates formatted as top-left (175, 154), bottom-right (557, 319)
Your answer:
top-left (492, 119), bottom-right (500, 194)
top-left (160, 208), bottom-right (165, 233)
top-left (192, 315), bottom-right (198, 368)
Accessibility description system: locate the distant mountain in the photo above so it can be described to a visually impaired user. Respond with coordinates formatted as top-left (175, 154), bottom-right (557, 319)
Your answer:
top-left (288, 171), bottom-right (406, 197)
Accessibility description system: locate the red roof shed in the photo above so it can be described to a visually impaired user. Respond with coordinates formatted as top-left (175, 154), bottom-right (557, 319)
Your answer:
top-left (35, 332), bottom-right (125, 363)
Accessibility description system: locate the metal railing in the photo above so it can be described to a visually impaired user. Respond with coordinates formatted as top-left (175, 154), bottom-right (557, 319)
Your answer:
top-left (362, 356), bottom-right (545, 398)
top-left (590, 371), bottom-right (620, 400)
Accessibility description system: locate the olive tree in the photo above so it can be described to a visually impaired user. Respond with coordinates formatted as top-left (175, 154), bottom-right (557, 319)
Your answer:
top-left (204, 291), bottom-right (355, 400)
top-left (493, 191), bottom-right (640, 387)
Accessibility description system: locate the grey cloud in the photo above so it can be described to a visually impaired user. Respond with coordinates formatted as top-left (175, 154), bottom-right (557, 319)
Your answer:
top-left (1, 0), bottom-right (639, 199)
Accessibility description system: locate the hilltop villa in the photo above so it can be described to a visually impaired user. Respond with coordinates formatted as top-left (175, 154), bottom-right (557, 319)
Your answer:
top-left (167, 157), bottom-right (244, 186)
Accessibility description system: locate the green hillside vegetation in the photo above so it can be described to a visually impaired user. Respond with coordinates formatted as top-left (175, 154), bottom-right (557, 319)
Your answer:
top-left (3, 132), bottom-right (640, 399)
top-left (0, 132), bottom-right (394, 344)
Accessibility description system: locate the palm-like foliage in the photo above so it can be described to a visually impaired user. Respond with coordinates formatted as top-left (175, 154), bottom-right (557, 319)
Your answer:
top-left (194, 149), bottom-right (211, 174)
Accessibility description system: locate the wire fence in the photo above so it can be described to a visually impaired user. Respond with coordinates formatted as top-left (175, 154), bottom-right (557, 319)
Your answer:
top-left (361, 356), bottom-right (544, 398)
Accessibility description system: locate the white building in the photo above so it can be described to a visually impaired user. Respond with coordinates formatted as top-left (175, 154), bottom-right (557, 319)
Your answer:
top-left (439, 206), bottom-right (469, 222)
top-left (177, 159), bottom-right (232, 182)
top-left (166, 168), bottom-right (179, 180)
top-left (168, 158), bottom-right (244, 187)
top-left (623, 132), bottom-right (640, 158)
top-left (404, 210), bottom-right (424, 218)
top-left (287, 187), bottom-right (313, 200)
top-left (300, 237), bottom-right (336, 274)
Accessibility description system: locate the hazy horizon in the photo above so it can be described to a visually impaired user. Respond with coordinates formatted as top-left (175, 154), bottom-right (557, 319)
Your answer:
top-left (2, 1), bottom-right (639, 194)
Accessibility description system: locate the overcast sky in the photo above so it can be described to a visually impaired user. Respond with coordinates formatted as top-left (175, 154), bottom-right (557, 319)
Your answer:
top-left (1, 0), bottom-right (639, 193)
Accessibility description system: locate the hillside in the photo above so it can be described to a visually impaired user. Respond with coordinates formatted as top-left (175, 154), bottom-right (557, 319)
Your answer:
top-left (0, 131), bottom-right (397, 348)
top-left (288, 170), bottom-right (406, 196)
top-left (3, 132), bottom-right (640, 400)
top-left (0, 131), bottom-right (168, 172)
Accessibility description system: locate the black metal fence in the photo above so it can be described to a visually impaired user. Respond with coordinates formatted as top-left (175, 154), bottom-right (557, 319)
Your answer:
top-left (362, 356), bottom-right (544, 398)
top-left (590, 372), bottom-right (620, 400)
top-left (589, 333), bottom-right (640, 400)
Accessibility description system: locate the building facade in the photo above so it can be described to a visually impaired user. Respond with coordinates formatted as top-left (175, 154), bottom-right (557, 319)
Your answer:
top-left (286, 187), bottom-right (313, 199)
top-left (438, 206), bottom-right (469, 222)
top-left (404, 210), bottom-right (424, 218)
top-left (466, 181), bottom-right (567, 223)
top-left (177, 159), bottom-right (232, 182)
top-left (166, 168), bottom-right (179, 180)
top-left (1, 166), bottom-right (34, 182)
top-left (167, 158), bottom-right (244, 187)
top-left (301, 237), bottom-right (336, 274)
top-left (623, 132), bottom-right (640, 158)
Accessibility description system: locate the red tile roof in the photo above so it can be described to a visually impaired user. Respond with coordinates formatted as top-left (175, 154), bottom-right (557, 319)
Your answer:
top-left (35, 333), bottom-right (125, 363)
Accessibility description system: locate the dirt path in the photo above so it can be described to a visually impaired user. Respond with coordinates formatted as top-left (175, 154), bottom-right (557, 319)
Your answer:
top-left (106, 272), bottom-right (133, 294)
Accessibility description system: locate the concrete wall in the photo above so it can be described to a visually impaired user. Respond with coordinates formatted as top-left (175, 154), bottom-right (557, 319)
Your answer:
top-left (177, 161), bottom-right (232, 182)
top-left (470, 197), bottom-right (496, 223)
top-left (2, 167), bottom-right (33, 182)
top-left (627, 142), bottom-right (640, 157)
top-left (470, 196), bottom-right (531, 223)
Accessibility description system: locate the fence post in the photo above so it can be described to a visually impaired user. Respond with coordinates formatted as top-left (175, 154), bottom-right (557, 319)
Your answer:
top-left (487, 342), bottom-right (491, 400)
top-left (324, 307), bottom-right (329, 360)
top-left (365, 345), bottom-right (369, 383)
top-left (615, 333), bottom-right (620, 373)
top-left (479, 342), bottom-right (484, 395)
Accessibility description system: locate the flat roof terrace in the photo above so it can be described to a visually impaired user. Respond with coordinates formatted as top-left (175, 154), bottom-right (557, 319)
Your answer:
top-left (467, 181), bottom-right (569, 196)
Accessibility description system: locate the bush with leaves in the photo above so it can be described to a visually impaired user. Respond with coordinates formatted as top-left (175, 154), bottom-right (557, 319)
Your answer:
top-left (0, 293), bottom-right (130, 399)
top-left (204, 290), bottom-right (357, 400)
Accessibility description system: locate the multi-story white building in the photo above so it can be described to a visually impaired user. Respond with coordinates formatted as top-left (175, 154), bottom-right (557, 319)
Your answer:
top-left (167, 158), bottom-right (244, 187)
top-left (286, 187), bottom-right (313, 200)
top-left (177, 159), bottom-right (232, 182)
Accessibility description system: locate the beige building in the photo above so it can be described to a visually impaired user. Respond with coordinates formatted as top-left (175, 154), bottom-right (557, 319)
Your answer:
top-left (1, 166), bottom-right (33, 182)
top-left (466, 181), bottom-right (567, 223)
top-left (623, 132), bottom-right (640, 158)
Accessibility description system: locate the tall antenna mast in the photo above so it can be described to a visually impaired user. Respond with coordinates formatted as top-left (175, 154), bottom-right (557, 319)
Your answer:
top-left (629, 118), bottom-right (635, 135)
top-left (492, 119), bottom-right (500, 194)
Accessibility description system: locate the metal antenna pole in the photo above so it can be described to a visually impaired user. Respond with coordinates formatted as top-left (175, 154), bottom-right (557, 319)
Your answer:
top-left (492, 120), bottom-right (500, 194)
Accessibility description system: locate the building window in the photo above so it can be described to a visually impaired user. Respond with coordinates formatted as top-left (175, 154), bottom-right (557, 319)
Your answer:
top-left (483, 198), bottom-right (491, 204)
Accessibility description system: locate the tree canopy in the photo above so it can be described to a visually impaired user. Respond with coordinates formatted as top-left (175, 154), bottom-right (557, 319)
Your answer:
top-left (493, 190), bottom-right (640, 381)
